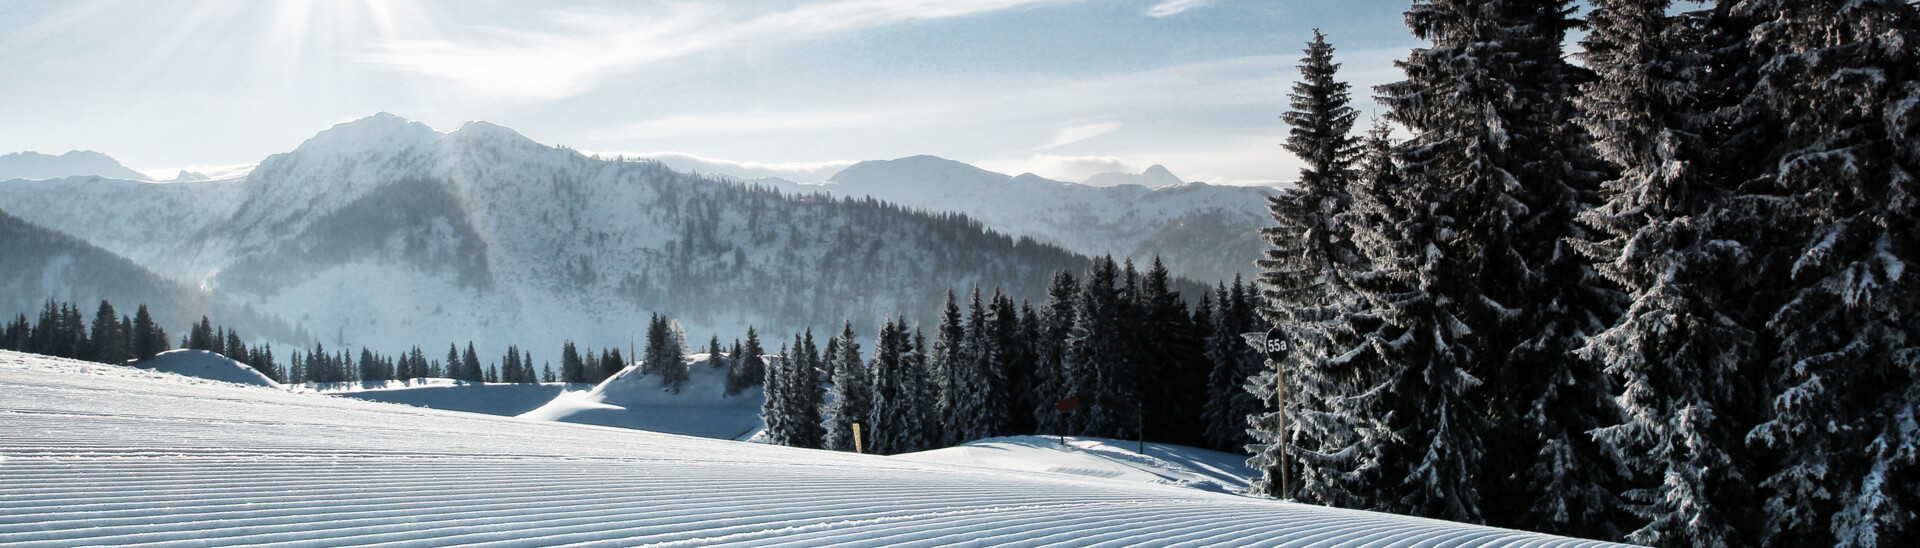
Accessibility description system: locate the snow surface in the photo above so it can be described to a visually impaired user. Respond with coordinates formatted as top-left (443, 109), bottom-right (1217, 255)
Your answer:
top-left (1, 350), bottom-right (1628, 547)
top-left (519, 353), bottom-right (766, 441)
top-left (311, 378), bottom-right (590, 416)
top-left (137, 349), bottom-right (281, 388)
top-left (894, 436), bottom-right (1258, 495)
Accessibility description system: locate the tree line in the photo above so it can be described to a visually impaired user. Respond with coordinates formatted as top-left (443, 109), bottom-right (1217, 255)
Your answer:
top-left (3, 299), bottom-right (174, 365)
top-left (757, 256), bottom-right (1269, 457)
top-left (1260, 0), bottom-right (1916, 545)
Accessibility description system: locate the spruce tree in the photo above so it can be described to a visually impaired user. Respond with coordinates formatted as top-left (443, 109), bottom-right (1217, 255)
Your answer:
top-left (1575, 1), bottom-right (1776, 545)
top-left (929, 290), bottom-right (966, 446)
top-left (821, 321), bottom-right (870, 452)
top-left (462, 342), bottom-right (482, 383)
top-left (1032, 270), bottom-right (1079, 435)
top-left (560, 341), bottom-right (584, 383)
top-left (1731, 2), bottom-right (1920, 546)
top-left (865, 319), bottom-right (908, 455)
top-left (762, 343), bottom-right (792, 446)
top-left (89, 300), bottom-right (125, 364)
top-left (1137, 258), bottom-right (1207, 447)
top-left (789, 330), bottom-right (827, 449)
top-left (1065, 256), bottom-right (1131, 438)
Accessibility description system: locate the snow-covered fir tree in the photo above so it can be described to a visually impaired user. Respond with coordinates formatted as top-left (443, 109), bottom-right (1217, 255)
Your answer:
top-left (1136, 258), bottom-right (1209, 448)
top-left (821, 321), bottom-right (870, 452)
top-left (866, 318), bottom-right (933, 455)
top-left (1202, 278), bottom-right (1265, 454)
top-left (1031, 270), bottom-right (1080, 435)
top-left (1064, 256), bottom-right (1133, 438)
top-left (790, 329), bottom-right (826, 449)
top-left (949, 288), bottom-right (1010, 443)
top-left (761, 343), bottom-right (793, 447)
top-left (1251, 30), bottom-right (1369, 502)
top-left (1731, 1), bottom-right (1920, 546)
top-left (1575, 1), bottom-right (1778, 545)
top-left (929, 290), bottom-right (966, 446)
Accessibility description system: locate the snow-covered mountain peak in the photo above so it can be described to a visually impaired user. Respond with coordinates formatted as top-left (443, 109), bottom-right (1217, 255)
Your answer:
top-left (0, 149), bottom-right (151, 181)
top-left (299, 113), bottom-right (442, 155)
top-left (1084, 164), bottom-right (1186, 189)
top-left (830, 155), bottom-right (1010, 189)
top-left (446, 120), bottom-right (541, 151)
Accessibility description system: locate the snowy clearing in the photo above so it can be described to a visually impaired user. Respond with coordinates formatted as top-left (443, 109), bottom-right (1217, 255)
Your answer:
top-left (311, 378), bottom-right (590, 416)
top-left (0, 350), bottom-right (1627, 547)
top-left (894, 436), bottom-right (1258, 495)
top-left (519, 353), bottom-right (765, 441)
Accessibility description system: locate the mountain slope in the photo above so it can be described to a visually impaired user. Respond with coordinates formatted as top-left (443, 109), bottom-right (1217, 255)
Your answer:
top-left (0, 150), bottom-right (150, 181)
top-left (0, 207), bottom-right (306, 345)
top-left (0, 350), bottom-right (1631, 547)
top-left (157, 114), bottom-right (1091, 357)
top-left (0, 176), bottom-right (242, 271)
top-left (819, 155), bottom-right (1274, 283)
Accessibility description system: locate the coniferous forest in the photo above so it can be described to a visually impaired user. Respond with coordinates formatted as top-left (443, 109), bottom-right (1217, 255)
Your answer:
top-left (1226, 0), bottom-right (1917, 546)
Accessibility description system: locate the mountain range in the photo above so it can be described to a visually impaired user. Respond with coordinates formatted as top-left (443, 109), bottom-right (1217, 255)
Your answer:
top-left (0, 114), bottom-right (1270, 358)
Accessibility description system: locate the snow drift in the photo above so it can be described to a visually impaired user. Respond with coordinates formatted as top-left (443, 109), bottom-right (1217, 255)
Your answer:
top-left (518, 353), bottom-right (766, 440)
top-left (894, 436), bottom-right (1258, 494)
top-left (137, 349), bottom-right (280, 388)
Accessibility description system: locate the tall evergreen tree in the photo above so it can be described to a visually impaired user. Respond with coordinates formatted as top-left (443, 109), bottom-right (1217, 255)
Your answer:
top-left (821, 321), bottom-right (870, 452)
top-left (130, 304), bottom-right (165, 360)
top-left (1032, 270), bottom-right (1080, 435)
top-left (89, 300), bottom-right (125, 364)
top-left (1136, 258), bottom-right (1208, 447)
top-left (462, 342), bottom-right (483, 383)
top-left (1575, 1), bottom-right (1779, 545)
top-left (560, 341), bottom-right (585, 383)
top-left (1732, 2), bottom-right (1918, 546)
top-left (950, 287), bottom-right (1010, 443)
top-left (929, 289), bottom-right (966, 446)
top-left (1065, 256), bottom-right (1132, 438)
top-left (789, 329), bottom-right (826, 449)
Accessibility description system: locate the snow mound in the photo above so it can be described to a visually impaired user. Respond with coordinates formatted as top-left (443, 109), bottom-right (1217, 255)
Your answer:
top-left (894, 436), bottom-right (1258, 494)
top-left (311, 378), bottom-right (588, 416)
top-left (138, 349), bottom-right (281, 388)
top-left (518, 353), bottom-right (766, 440)
top-left (1, 350), bottom-right (1630, 547)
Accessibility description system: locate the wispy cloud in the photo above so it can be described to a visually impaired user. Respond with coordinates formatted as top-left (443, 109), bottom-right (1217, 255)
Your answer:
top-left (1144, 0), bottom-right (1213, 17)
top-left (976, 154), bottom-right (1137, 183)
top-left (580, 150), bottom-right (856, 181)
top-left (358, 0), bottom-right (1073, 101)
top-left (1030, 122), bottom-right (1120, 151)
top-left (591, 108), bottom-right (891, 140)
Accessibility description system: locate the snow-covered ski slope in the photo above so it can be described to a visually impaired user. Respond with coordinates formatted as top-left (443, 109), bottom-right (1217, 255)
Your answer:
top-left (0, 351), bottom-right (1627, 547)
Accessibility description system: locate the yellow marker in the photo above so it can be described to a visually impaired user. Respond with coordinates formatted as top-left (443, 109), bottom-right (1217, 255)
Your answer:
top-left (852, 423), bottom-right (864, 454)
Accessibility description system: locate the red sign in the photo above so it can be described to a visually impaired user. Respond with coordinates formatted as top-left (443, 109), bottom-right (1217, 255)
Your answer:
top-left (1055, 396), bottom-right (1080, 412)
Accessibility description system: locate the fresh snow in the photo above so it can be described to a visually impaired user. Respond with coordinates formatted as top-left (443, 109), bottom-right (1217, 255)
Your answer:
top-left (519, 353), bottom-right (766, 441)
top-left (1, 350), bottom-right (1628, 547)
top-left (137, 348), bottom-right (280, 388)
top-left (894, 436), bottom-right (1259, 494)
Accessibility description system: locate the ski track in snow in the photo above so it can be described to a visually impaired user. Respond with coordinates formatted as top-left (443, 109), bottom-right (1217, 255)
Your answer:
top-left (0, 351), bottom-right (1628, 547)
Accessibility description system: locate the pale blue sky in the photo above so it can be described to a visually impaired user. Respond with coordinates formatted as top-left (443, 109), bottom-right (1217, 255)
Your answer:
top-left (0, 0), bottom-right (1422, 185)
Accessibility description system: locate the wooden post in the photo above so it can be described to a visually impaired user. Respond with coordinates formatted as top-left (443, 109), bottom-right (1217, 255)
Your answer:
top-left (1279, 357), bottom-right (1288, 501)
top-left (853, 422), bottom-right (864, 454)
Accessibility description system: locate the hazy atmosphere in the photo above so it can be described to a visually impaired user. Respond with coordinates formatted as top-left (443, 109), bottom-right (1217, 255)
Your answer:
top-left (0, 0), bottom-right (1417, 185)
